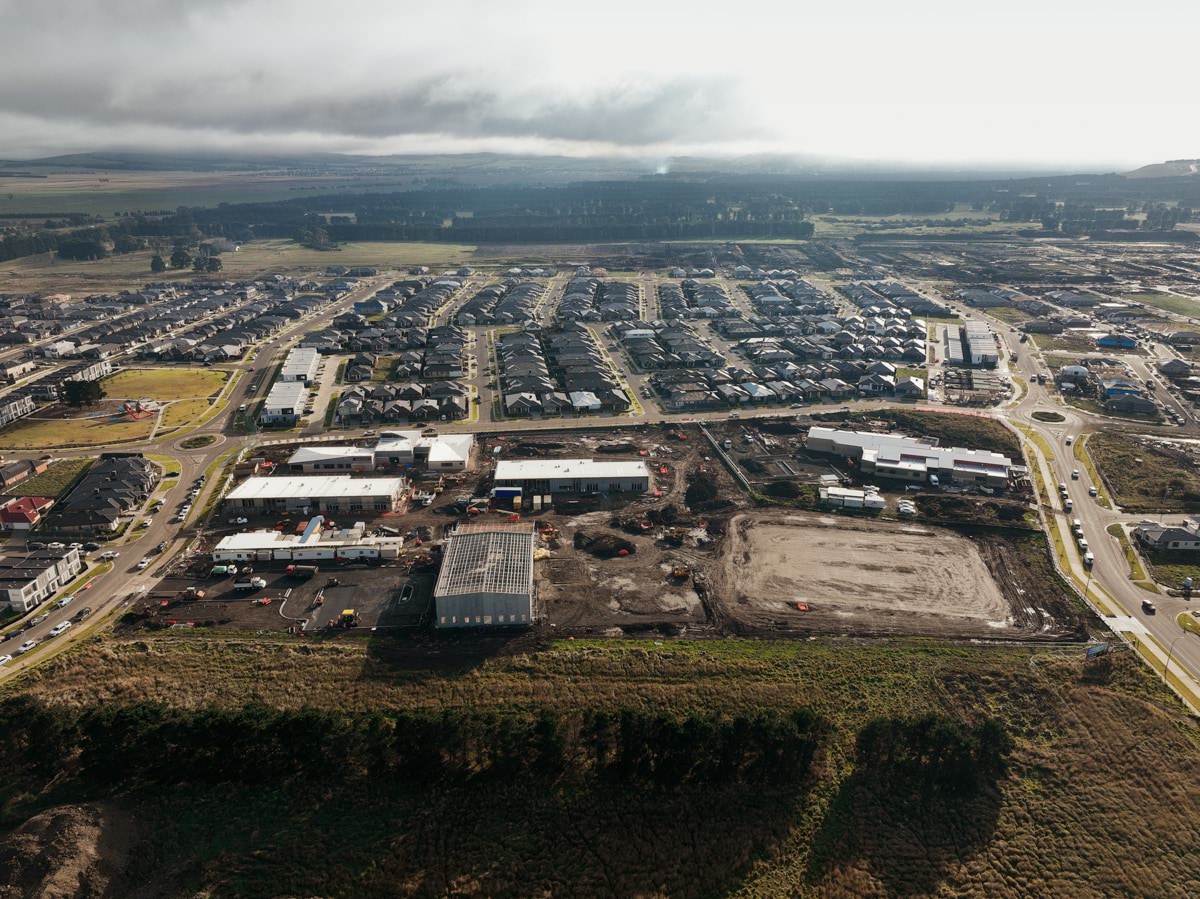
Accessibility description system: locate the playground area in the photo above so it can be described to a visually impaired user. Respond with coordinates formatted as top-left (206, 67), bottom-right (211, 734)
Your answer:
top-left (0, 367), bottom-right (231, 449)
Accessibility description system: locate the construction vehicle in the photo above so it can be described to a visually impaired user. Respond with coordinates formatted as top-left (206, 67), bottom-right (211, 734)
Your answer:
top-left (234, 577), bottom-right (267, 592)
top-left (286, 564), bottom-right (319, 579)
top-left (179, 587), bottom-right (206, 600)
top-left (210, 565), bottom-right (238, 577)
top-left (671, 564), bottom-right (691, 581)
top-left (330, 609), bottom-right (360, 628)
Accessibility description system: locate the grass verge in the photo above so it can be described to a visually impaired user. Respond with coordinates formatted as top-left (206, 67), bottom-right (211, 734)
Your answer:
top-left (1106, 523), bottom-right (1148, 581)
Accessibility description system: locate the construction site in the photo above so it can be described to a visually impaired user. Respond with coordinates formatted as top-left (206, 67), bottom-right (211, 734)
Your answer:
top-left (117, 417), bottom-right (1084, 642)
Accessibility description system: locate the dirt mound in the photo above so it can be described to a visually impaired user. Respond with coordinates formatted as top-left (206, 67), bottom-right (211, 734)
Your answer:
top-left (0, 803), bottom-right (134, 899)
top-left (596, 442), bottom-right (638, 454)
top-left (574, 530), bottom-right (636, 557)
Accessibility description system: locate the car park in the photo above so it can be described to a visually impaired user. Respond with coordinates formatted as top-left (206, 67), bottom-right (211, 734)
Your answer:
top-left (15, 641), bottom-right (37, 655)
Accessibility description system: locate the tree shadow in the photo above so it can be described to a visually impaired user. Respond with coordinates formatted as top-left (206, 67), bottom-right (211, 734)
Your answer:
top-left (804, 769), bottom-right (1004, 896)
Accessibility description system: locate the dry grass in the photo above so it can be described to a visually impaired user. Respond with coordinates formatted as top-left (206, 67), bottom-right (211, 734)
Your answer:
top-left (0, 413), bottom-right (154, 449)
top-left (5, 458), bottom-right (92, 498)
top-left (7, 634), bottom-right (1200, 897)
top-left (102, 368), bottom-right (227, 401)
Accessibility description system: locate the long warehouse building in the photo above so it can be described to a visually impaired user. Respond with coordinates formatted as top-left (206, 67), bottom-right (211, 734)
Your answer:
top-left (224, 475), bottom-right (408, 514)
top-left (492, 459), bottom-right (650, 495)
top-left (806, 426), bottom-right (1013, 488)
top-left (434, 521), bottom-right (535, 628)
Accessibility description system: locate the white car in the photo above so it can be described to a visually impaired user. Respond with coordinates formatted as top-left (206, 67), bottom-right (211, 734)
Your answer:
top-left (56, 594), bottom-right (75, 608)
top-left (136, 558), bottom-right (151, 570)
top-left (49, 621), bottom-right (73, 637)
top-left (15, 640), bottom-right (38, 655)
top-left (0, 654), bottom-right (12, 665)
top-left (140, 518), bottom-right (153, 528)
top-left (47, 542), bottom-right (66, 550)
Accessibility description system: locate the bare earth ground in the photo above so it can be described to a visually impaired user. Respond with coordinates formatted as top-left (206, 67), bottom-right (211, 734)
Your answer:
top-left (717, 513), bottom-right (1017, 638)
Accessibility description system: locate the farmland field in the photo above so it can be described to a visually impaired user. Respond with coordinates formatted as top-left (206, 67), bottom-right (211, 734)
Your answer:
top-left (3, 635), bottom-right (1200, 897)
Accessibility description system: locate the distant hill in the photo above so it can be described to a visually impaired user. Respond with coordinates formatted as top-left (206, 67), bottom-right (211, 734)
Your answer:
top-left (1124, 159), bottom-right (1200, 179)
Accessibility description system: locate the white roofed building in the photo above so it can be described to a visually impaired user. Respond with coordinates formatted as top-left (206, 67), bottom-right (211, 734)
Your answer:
top-left (806, 426), bottom-right (1013, 488)
top-left (286, 446), bottom-right (376, 473)
top-left (224, 475), bottom-right (407, 514)
top-left (258, 381), bottom-right (307, 426)
top-left (493, 458), bottom-right (650, 495)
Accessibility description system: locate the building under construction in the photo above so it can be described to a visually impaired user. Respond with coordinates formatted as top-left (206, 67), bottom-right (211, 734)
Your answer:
top-left (433, 521), bottom-right (535, 628)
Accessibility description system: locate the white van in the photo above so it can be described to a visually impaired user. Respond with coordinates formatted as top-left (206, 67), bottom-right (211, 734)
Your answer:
top-left (1064, 497), bottom-right (1074, 510)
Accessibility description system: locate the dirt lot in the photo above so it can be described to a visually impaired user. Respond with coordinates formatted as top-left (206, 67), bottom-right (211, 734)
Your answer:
top-left (712, 513), bottom-right (1086, 640)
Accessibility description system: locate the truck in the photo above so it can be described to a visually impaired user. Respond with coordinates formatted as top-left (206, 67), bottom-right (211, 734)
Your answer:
top-left (234, 577), bottom-right (267, 592)
top-left (286, 564), bottom-right (319, 579)
top-left (1084, 552), bottom-right (1095, 568)
top-left (210, 564), bottom-right (238, 577)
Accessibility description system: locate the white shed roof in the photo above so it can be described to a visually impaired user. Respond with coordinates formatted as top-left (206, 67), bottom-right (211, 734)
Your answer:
top-left (227, 475), bottom-right (405, 501)
top-left (494, 459), bottom-right (650, 481)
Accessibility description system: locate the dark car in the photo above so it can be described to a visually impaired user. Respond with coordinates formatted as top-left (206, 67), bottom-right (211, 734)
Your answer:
top-left (28, 541), bottom-right (47, 550)
top-left (83, 542), bottom-right (101, 551)
top-left (74, 607), bottom-right (93, 622)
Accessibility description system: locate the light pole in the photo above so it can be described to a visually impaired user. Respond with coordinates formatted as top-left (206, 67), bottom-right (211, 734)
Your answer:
top-left (1165, 632), bottom-right (1186, 682)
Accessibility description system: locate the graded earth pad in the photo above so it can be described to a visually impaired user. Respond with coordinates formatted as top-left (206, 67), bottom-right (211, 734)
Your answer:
top-left (718, 513), bottom-right (1018, 637)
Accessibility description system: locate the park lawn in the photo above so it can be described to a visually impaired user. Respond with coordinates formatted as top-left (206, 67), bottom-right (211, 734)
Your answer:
top-left (0, 413), bottom-right (154, 449)
top-left (158, 398), bottom-right (217, 431)
top-left (6, 457), bottom-right (93, 497)
top-left (102, 368), bottom-right (227, 402)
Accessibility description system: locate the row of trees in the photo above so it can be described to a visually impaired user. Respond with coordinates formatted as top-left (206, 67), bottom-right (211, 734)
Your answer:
top-left (0, 698), bottom-right (826, 789)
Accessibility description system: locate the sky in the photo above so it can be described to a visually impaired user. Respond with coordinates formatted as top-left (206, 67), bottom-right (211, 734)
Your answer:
top-left (1, 0), bottom-right (1196, 169)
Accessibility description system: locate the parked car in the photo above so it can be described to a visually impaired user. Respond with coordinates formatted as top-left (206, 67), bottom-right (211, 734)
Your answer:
top-left (136, 558), bottom-right (151, 570)
top-left (28, 541), bottom-right (47, 550)
top-left (49, 621), bottom-right (73, 637)
top-left (139, 518), bottom-right (153, 528)
top-left (83, 542), bottom-right (101, 551)
top-left (56, 594), bottom-right (74, 608)
top-left (73, 607), bottom-right (93, 622)
top-left (30, 613), bottom-right (50, 626)
top-left (15, 641), bottom-right (37, 655)
top-left (0, 654), bottom-right (12, 665)
top-left (47, 542), bottom-right (65, 550)
top-left (229, 517), bottom-right (249, 525)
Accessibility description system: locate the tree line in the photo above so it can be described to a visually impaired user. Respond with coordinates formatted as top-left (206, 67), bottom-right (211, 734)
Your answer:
top-left (0, 698), bottom-right (826, 790)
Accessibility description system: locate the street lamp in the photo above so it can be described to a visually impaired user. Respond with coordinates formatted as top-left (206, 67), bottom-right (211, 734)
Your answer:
top-left (1165, 632), bottom-right (1186, 682)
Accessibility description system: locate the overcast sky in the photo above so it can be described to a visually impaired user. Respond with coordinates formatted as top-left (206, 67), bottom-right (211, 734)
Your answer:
top-left (1, 0), bottom-right (1195, 169)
